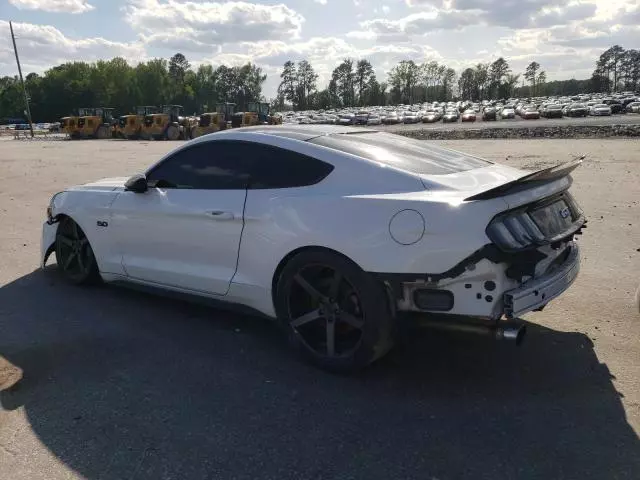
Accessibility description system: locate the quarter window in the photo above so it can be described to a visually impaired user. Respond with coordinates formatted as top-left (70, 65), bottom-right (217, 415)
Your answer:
top-left (238, 142), bottom-right (334, 189)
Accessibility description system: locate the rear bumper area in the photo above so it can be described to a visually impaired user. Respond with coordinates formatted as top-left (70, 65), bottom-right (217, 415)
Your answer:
top-left (504, 242), bottom-right (580, 319)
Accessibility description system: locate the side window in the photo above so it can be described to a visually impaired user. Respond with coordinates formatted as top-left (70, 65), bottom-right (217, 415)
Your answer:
top-left (242, 143), bottom-right (334, 189)
top-left (146, 142), bottom-right (250, 190)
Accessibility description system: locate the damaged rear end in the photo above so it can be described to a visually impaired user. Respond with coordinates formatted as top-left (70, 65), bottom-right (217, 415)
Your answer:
top-left (381, 160), bottom-right (586, 342)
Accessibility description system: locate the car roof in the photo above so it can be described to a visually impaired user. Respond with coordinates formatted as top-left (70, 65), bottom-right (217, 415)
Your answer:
top-left (209, 125), bottom-right (378, 142)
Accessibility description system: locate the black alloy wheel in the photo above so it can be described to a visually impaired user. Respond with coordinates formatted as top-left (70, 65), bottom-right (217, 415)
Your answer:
top-left (276, 251), bottom-right (394, 372)
top-left (288, 264), bottom-right (365, 359)
top-left (55, 217), bottom-right (99, 284)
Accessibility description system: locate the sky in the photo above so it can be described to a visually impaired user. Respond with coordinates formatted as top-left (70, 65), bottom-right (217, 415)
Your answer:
top-left (1, 0), bottom-right (639, 99)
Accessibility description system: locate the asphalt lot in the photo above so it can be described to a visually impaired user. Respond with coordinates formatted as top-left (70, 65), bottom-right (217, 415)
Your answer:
top-left (1, 138), bottom-right (639, 480)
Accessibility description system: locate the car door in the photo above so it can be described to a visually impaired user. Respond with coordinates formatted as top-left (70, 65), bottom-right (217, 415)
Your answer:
top-left (109, 141), bottom-right (249, 295)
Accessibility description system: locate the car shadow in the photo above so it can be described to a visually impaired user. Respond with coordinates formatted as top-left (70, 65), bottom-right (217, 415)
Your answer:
top-left (1, 268), bottom-right (639, 479)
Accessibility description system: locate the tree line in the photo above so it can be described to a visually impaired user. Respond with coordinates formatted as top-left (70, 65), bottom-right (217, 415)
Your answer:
top-left (0, 53), bottom-right (266, 122)
top-left (276, 45), bottom-right (639, 110)
top-left (1, 45), bottom-right (638, 121)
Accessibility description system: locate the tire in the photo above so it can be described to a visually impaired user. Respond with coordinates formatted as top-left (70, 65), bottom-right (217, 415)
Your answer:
top-left (166, 125), bottom-right (179, 140)
top-left (275, 250), bottom-right (394, 372)
top-left (55, 217), bottom-right (100, 285)
top-left (96, 125), bottom-right (110, 139)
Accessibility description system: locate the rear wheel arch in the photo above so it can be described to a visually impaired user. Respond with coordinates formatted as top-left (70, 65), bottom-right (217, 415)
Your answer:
top-left (271, 246), bottom-right (364, 306)
top-left (271, 245), bottom-right (395, 371)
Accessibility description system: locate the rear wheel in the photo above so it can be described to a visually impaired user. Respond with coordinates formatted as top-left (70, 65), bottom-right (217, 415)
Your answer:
top-left (55, 217), bottom-right (100, 285)
top-left (96, 125), bottom-right (110, 139)
top-left (166, 125), bottom-right (180, 140)
top-left (275, 251), bottom-right (394, 372)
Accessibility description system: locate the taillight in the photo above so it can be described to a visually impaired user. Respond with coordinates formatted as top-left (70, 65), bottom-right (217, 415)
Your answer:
top-left (486, 211), bottom-right (546, 250)
top-left (486, 192), bottom-right (584, 251)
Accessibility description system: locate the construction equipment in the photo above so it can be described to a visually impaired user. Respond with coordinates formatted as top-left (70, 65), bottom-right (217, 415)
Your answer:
top-left (60, 107), bottom-right (93, 139)
top-left (231, 102), bottom-right (282, 128)
top-left (115, 106), bottom-right (158, 139)
top-left (76, 107), bottom-right (114, 139)
top-left (139, 105), bottom-right (196, 140)
top-left (190, 103), bottom-right (235, 138)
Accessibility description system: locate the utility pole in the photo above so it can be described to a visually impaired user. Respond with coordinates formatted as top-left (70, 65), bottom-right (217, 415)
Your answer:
top-left (9, 21), bottom-right (34, 138)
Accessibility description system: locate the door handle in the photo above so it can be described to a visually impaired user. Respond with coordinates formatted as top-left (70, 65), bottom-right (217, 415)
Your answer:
top-left (209, 210), bottom-right (235, 220)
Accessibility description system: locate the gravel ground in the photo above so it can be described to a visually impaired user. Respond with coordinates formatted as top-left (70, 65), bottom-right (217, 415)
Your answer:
top-left (1, 137), bottom-right (639, 480)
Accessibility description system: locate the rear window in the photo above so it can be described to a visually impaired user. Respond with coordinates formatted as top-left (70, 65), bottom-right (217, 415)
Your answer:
top-left (310, 132), bottom-right (491, 175)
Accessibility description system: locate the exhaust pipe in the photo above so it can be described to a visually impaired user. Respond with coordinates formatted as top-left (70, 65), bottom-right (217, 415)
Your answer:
top-left (412, 316), bottom-right (527, 345)
top-left (495, 324), bottom-right (527, 346)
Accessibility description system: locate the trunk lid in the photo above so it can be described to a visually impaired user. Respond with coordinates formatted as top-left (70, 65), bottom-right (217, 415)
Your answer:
top-left (419, 160), bottom-right (581, 205)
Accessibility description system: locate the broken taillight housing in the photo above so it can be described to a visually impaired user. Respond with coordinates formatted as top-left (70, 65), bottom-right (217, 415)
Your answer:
top-left (486, 192), bottom-right (584, 252)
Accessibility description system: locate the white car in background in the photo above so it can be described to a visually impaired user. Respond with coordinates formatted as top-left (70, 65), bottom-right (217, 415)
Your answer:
top-left (42, 126), bottom-right (585, 371)
top-left (366, 115), bottom-right (382, 126)
top-left (589, 104), bottom-right (612, 116)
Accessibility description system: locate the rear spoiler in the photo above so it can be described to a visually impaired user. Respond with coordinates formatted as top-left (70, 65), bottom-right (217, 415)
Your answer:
top-left (464, 159), bottom-right (583, 201)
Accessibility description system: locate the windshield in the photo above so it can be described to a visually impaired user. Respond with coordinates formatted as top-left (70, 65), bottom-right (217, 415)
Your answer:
top-left (310, 132), bottom-right (490, 175)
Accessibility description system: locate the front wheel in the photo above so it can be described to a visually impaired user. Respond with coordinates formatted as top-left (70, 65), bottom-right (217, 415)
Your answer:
top-left (96, 125), bottom-right (110, 139)
top-left (55, 217), bottom-right (100, 285)
top-left (275, 251), bottom-right (394, 372)
top-left (166, 125), bottom-right (180, 140)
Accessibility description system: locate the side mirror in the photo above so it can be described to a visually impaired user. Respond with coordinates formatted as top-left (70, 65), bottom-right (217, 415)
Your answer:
top-left (124, 174), bottom-right (148, 193)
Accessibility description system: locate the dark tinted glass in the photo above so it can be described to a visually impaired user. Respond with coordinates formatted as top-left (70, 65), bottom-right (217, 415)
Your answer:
top-left (146, 142), bottom-right (250, 190)
top-left (311, 132), bottom-right (490, 175)
top-left (240, 142), bottom-right (334, 189)
top-left (146, 141), bottom-right (333, 190)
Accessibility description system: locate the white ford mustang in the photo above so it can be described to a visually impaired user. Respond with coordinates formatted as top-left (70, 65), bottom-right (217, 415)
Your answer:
top-left (42, 126), bottom-right (585, 371)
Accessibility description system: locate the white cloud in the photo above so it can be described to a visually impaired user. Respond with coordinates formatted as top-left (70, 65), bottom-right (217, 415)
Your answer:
top-left (124, 0), bottom-right (305, 51)
top-left (215, 37), bottom-right (442, 97)
top-left (8, 0), bottom-right (94, 14)
top-left (0, 21), bottom-right (144, 74)
top-left (313, 0), bottom-right (328, 4)
top-left (348, 9), bottom-right (480, 43)
top-left (405, 0), bottom-right (605, 28)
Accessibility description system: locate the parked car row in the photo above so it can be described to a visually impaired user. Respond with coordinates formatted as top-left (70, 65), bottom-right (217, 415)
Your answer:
top-left (0, 122), bottom-right (60, 132)
top-left (282, 91), bottom-right (640, 126)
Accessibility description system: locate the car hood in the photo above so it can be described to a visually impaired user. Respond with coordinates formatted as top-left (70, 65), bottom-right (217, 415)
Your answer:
top-left (68, 176), bottom-right (129, 192)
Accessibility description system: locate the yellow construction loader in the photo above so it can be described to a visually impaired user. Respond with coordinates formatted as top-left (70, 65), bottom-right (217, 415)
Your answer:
top-left (115, 106), bottom-right (158, 139)
top-left (190, 103), bottom-right (236, 138)
top-left (231, 102), bottom-right (282, 128)
top-left (76, 107), bottom-right (115, 139)
top-left (60, 107), bottom-right (93, 139)
top-left (139, 105), bottom-right (196, 140)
